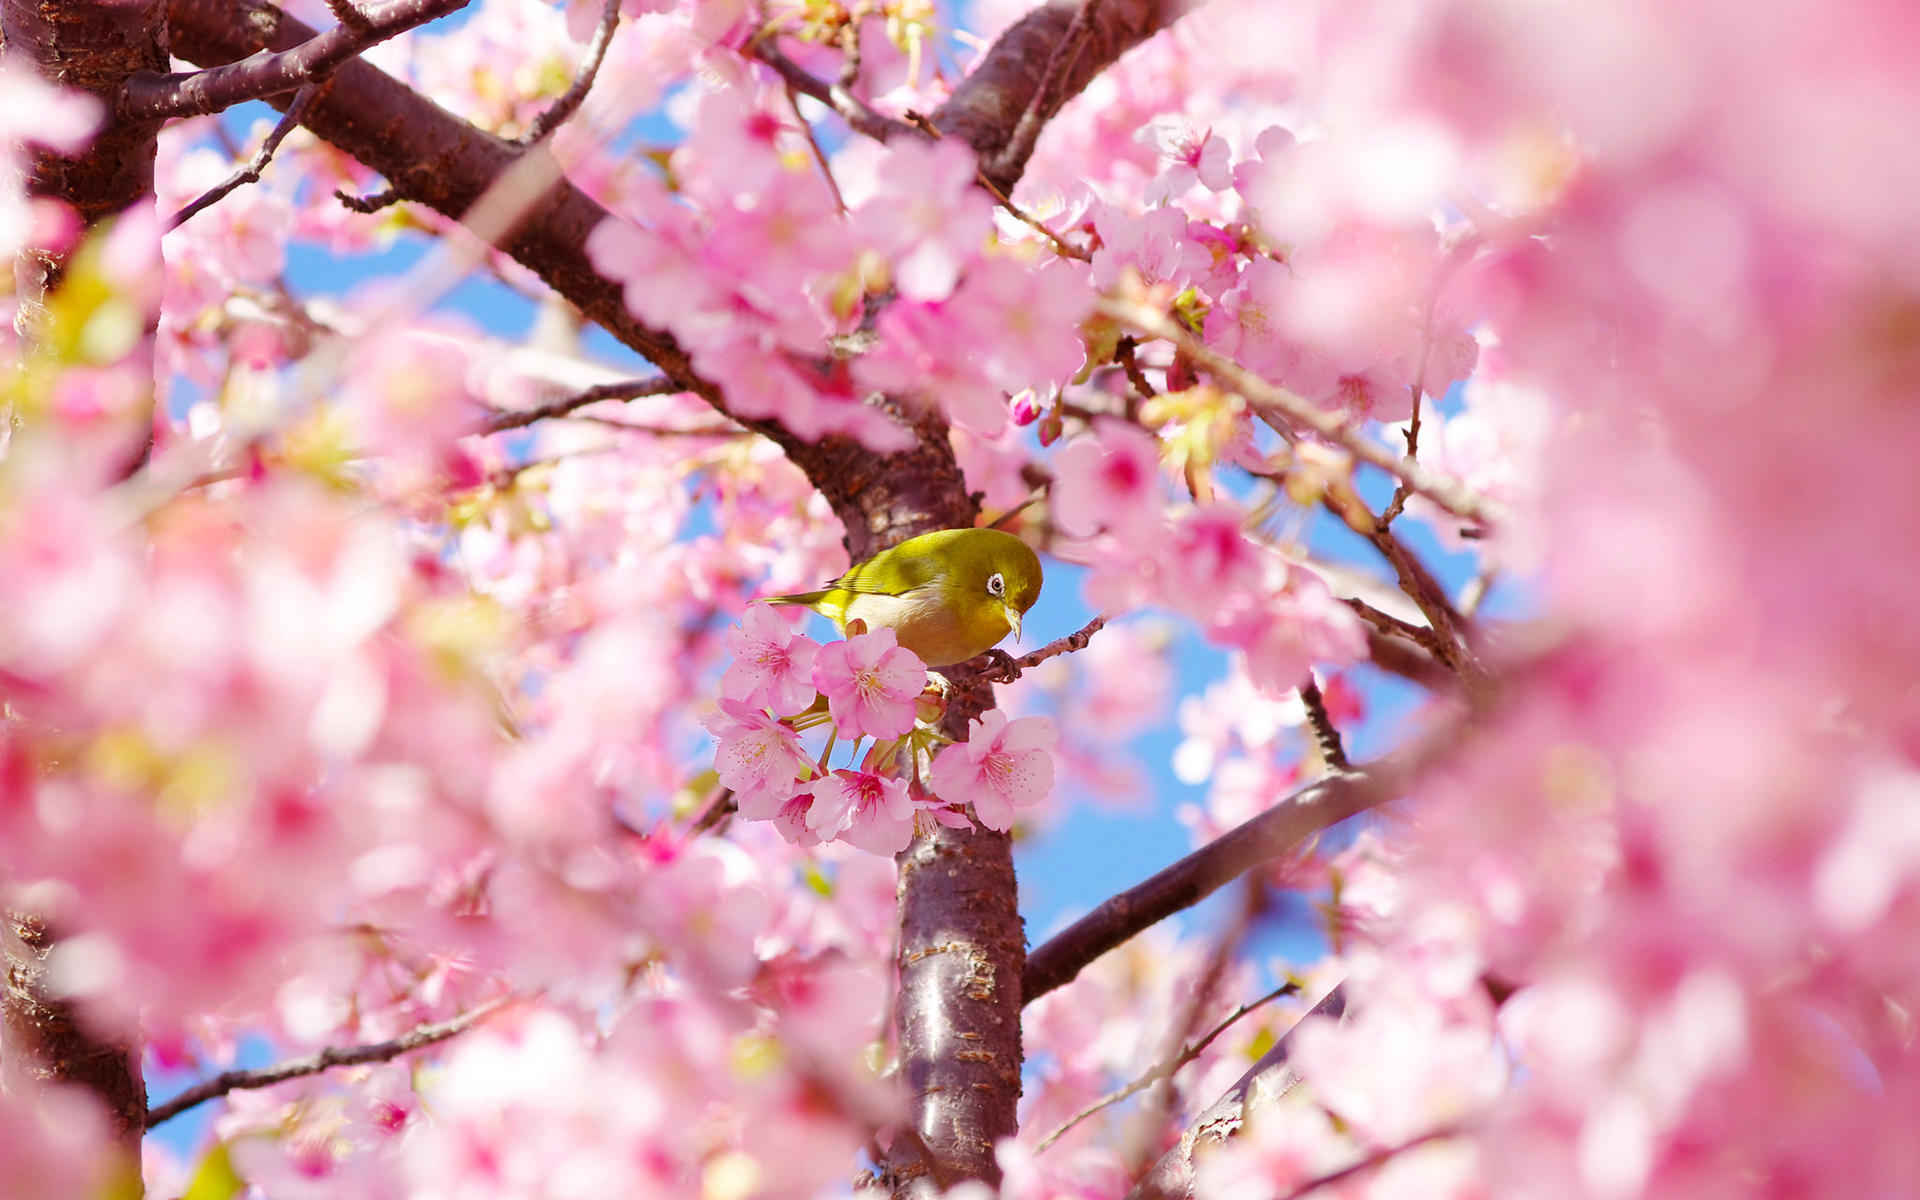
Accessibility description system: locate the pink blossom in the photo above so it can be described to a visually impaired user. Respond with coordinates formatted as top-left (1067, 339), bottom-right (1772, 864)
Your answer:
top-left (722, 605), bottom-right (820, 715)
top-left (1135, 115), bottom-right (1232, 202)
top-left (806, 768), bottom-right (917, 854)
top-left (856, 137), bottom-right (993, 302)
top-left (929, 710), bottom-right (1057, 832)
top-left (704, 699), bottom-right (812, 807)
top-left (809, 628), bottom-right (926, 740)
top-left (1050, 417), bottom-right (1163, 540)
top-left (1089, 202), bottom-right (1206, 292)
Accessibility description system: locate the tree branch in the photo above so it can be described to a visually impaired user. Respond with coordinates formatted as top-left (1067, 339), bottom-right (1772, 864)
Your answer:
top-left (125, 0), bottom-right (469, 121)
top-left (1022, 759), bottom-right (1407, 1005)
top-left (932, 0), bottom-right (1202, 193)
top-left (477, 376), bottom-right (688, 434)
top-left (1099, 296), bottom-right (1503, 527)
top-left (516, 0), bottom-right (620, 146)
top-left (1127, 984), bottom-right (1349, 1200)
top-left (145, 998), bottom-right (511, 1127)
top-left (1037, 981), bottom-right (1298, 1153)
top-left (170, 85), bottom-right (320, 228)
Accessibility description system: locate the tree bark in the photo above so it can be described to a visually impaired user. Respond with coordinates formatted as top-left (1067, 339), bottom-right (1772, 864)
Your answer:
top-left (2, 915), bottom-right (146, 1176)
top-left (2, 1), bottom-right (161, 1175)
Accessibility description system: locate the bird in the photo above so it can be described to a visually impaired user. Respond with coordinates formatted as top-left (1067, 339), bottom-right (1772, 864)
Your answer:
top-left (763, 527), bottom-right (1043, 668)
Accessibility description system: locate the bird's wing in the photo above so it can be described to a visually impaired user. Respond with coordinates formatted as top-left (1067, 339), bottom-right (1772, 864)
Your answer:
top-left (830, 551), bottom-right (943, 598)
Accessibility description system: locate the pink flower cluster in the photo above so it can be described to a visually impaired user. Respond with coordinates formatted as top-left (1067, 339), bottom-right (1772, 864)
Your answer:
top-left (710, 610), bottom-right (1059, 852)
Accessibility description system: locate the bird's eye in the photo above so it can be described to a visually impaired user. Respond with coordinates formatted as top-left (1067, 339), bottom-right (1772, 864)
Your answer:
top-left (987, 572), bottom-right (1005, 597)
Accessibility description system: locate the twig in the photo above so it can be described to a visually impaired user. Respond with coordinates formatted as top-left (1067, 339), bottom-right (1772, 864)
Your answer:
top-left (1098, 296), bottom-right (1501, 527)
top-left (122, 0), bottom-right (472, 122)
top-left (749, 40), bottom-right (919, 143)
top-left (1459, 568), bottom-right (1497, 619)
top-left (974, 171), bottom-right (1091, 261)
top-left (786, 84), bottom-right (848, 213)
top-left (170, 87), bottom-right (321, 229)
top-left (145, 998), bottom-right (511, 1127)
top-left (1115, 337), bottom-right (1157, 407)
top-left (1127, 985), bottom-right (1352, 1200)
top-left (518, 0), bottom-right (621, 145)
top-left (1341, 596), bottom-right (1443, 654)
top-left (1297, 675), bottom-right (1349, 773)
top-left (1037, 979), bottom-right (1300, 1154)
top-left (336, 184), bottom-right (400, 213)
top-left (478, 376), bottom-right (687, 434)
top-left (324, 0), bottom-right (375, 32)
top-left (1274, 1126), bottom-right (1461, 1200)
top-left (1010, 612), bottom-right (1107, 671)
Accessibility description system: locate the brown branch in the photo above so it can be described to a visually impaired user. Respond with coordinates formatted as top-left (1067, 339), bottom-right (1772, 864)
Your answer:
top-left (1013, 612), bottom-right (1107, 670)
top-left (336, 183), bottom-right (400, 213)
top-left (998, 0), bottom-right (1101, 183)
top-left (932, 0), bottom-right (1202, 193)
top-left (478, 376), bottom-right (688, 434)
top-left (517, 0), bottom-right (620, 146)
top-left (1100, 296), bottom-right (1502, 527)
top-left (145, 998), bottom-right (511, 1127)
top-left (170, 85), bottom-right (320, 228)
top-left (125, 0), bottom-right (471, 121)
top-left (1037, 979), bottom-right (1298, 1153)
top-left (1275, 1126), bottom-right (1462, 1200)
top-left (1128, 985), bottom-right (1349, 1200)
top-left (1297, 676), bottom-right (1349, 773)
top-left (1022, 758), bottom-right (1408, 1004)
top-left (750, 40), bottom-right (919, 143)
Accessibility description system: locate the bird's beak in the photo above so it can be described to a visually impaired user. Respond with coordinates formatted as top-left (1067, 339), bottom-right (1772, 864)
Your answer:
top-left (1006, 605), bottom-right (1023, 645)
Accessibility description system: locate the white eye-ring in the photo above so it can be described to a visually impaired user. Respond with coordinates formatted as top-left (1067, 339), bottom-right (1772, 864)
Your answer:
top-left (987, 572), bottom-right (1005, 597)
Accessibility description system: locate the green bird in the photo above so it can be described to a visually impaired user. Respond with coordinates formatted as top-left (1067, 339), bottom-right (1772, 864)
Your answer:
top-left (764, 527), bottom-right (1044, 667)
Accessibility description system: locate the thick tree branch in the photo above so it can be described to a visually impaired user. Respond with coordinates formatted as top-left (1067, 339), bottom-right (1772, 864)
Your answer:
top-left (145, 998), bottom-right (510, 1127)
top-left (1022, 762), bottom-right (1406, 1005)
top-left (124, 0), bottom-right (469, 121)
top-left (932, 0), bottom-right (1201, 193)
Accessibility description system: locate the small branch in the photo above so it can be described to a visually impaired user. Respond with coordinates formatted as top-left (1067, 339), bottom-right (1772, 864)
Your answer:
top-left (1098, 296), bottom-right (1501, 527)
top-left (324, 0), bottom-right (376, 32)
top-left (786, 85), bottom-right (848, 213)
top-left (517, 0), bottom-right (620, 145)
top-left (478, 376), bottom-right (688, 434)
top-left (1115, 337), bottom-right (1158, 407)
top-left (1127, 985), bottom-right (1350, 1200)
top-left (336, 183), bottom-right (401, 213)
top-left (122, 0), bottom-right (472, 122)
top-left (1297, 675), bottom-right (1349, 773)
top-left (1011, 612), bottom-right (1107, 671)
top-left (975, 171), bottom-right (1090, 261)
top-left (1023, 756), bottom-right (1410, 1005)
top-left (1037, 979), bottom-right (1299, 1154)
top-left (1275, 1126), bottom-right (1461, 1200)
top-left (1342, 596), bottom-right (1442, 654)
top-left (145, 998), bottom-right (511, 1127)
top-left (750, 40), bottom-right (919, 143)
top-left (170, 86), bottom-right (321, 229)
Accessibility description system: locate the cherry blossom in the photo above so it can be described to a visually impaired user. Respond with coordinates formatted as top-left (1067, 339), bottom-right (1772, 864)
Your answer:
top-left (928, 710), bottom-right (1058, 832)
top-left (722, 605), bottom-right (821, 716)
top-left (809, 627), bottom-right (926, 740)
